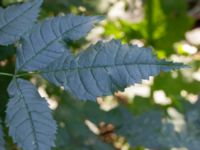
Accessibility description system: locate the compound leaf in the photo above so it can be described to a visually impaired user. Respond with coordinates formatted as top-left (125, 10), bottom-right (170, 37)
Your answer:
top-left (6, 78), bottom-right (57, 150)
top-left (16, 14), bottom-right (102, 71)
top-left (0, 0), bottom-right (42, 45)
top-left (0, 122), bottom-right (5, 150)
top-left (43, 40), bottom-right (187, 100)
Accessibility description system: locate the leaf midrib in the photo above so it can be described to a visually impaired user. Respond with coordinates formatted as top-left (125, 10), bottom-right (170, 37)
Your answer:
top-left (42, 61), bottom-right (183, 74)
top-left (14, 79), bottom-right (39, 149)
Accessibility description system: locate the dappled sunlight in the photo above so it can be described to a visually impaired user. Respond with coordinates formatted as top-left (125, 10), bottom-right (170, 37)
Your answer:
top-left (167, 107), bottom-right (185, 132)
top-left (153, 90), bottom-right (172, 105)
top-left (0, 0), bottom-right (199, 149)
top-left (186, 28), bottom-right (200, 46)
top-left (38, 86), bottom-right (58, 110)
top-left (175, 42), bottom-right (198, 55)
top-left (97, 96), bottom-right (118, 111)
top-left (124, 84), bottom-right (151, 98)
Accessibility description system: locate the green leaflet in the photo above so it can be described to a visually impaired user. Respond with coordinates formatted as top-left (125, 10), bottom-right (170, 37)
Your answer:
top-left (43, 40), bottom-right (187, 100)
top-left (0, 0), bottom-right (42, 45)
top-left (6, 78), bottom-right (57, 150)
top-left (16, 14), bottom-right (102, 71)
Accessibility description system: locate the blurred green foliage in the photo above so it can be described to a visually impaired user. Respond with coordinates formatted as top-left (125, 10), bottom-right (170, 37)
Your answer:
top-left (0, 0), bottom-right (200, 149)
top-left (104, 0), bottom-right (194, 56)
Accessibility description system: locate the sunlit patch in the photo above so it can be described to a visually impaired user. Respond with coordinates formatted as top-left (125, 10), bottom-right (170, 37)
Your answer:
top-left (60, 86), bottom-right (65, 90)
top-left (153, 90), bottom-right (171, 105)
top-left (59, 122), bottom-right (65, 128)
top-left (167, 107), bottom-right (185, 132)
top-left (170, 54), bottom-right (193, 63)
top-left (130, 39), bottom-right (144, 47)
top-left (181, 90), bottom-right (198, 104)
top-left (38, 86), bottom-right (58, 110)
top-left (123, 78), bottom-right (153, 99)
top-left (78, 6), bottom-right (86, 12)
top-left (192, 69), bottom-right (200, 81)
top-left (174, 42), bottom-right (198, 55)
top-left (180, 90), bottom-right (187, 97)
top-left (182, 43), bottom-right (198, 54)
top-left (171, 71), bottom-right (178, 79)
top-left (86, 26), bottom-right (105, 42)
top-left (97, 96), bottom-right (118, 111)
top-left (108, 1), bottom-right (126, 19)
top-left (125, 84), bottom-right (151, 98)
top-left (85, 119), bottom-right (100, 135)
top-left (188, 94), bottom-right (198, 103)
top-left (0, 60), bottom-right (8, 66)
top-left (186, 28), bottom-right (200, 46)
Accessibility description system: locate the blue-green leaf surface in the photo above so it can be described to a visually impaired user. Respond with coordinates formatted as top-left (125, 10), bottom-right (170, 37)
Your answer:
top-left (0, 122), bottom-right (5, 150)
top-left (6, 78), bottom-right (57, 150)
top-left (43, 40), bottom-right (186, 100)
top-left (0, 0), bottom-right (42, 45)
top-left (16, 14), bottom-right (102, 71)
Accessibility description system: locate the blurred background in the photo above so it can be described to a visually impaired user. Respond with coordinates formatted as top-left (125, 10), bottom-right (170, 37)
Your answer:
top-left (0, 0), bottom-right (200, 149)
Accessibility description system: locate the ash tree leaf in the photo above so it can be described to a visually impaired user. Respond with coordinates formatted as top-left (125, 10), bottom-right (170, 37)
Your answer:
top-left (0, 122), bottom-right (5, 150)
top-left (0, 0), bottom-right (43, 45)
top-left (16, 14), bottom-right (102, 71)
top-left (6, 78), bottom-right (57, 150)
top-left (43, 40), bottom-right (187, 100)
